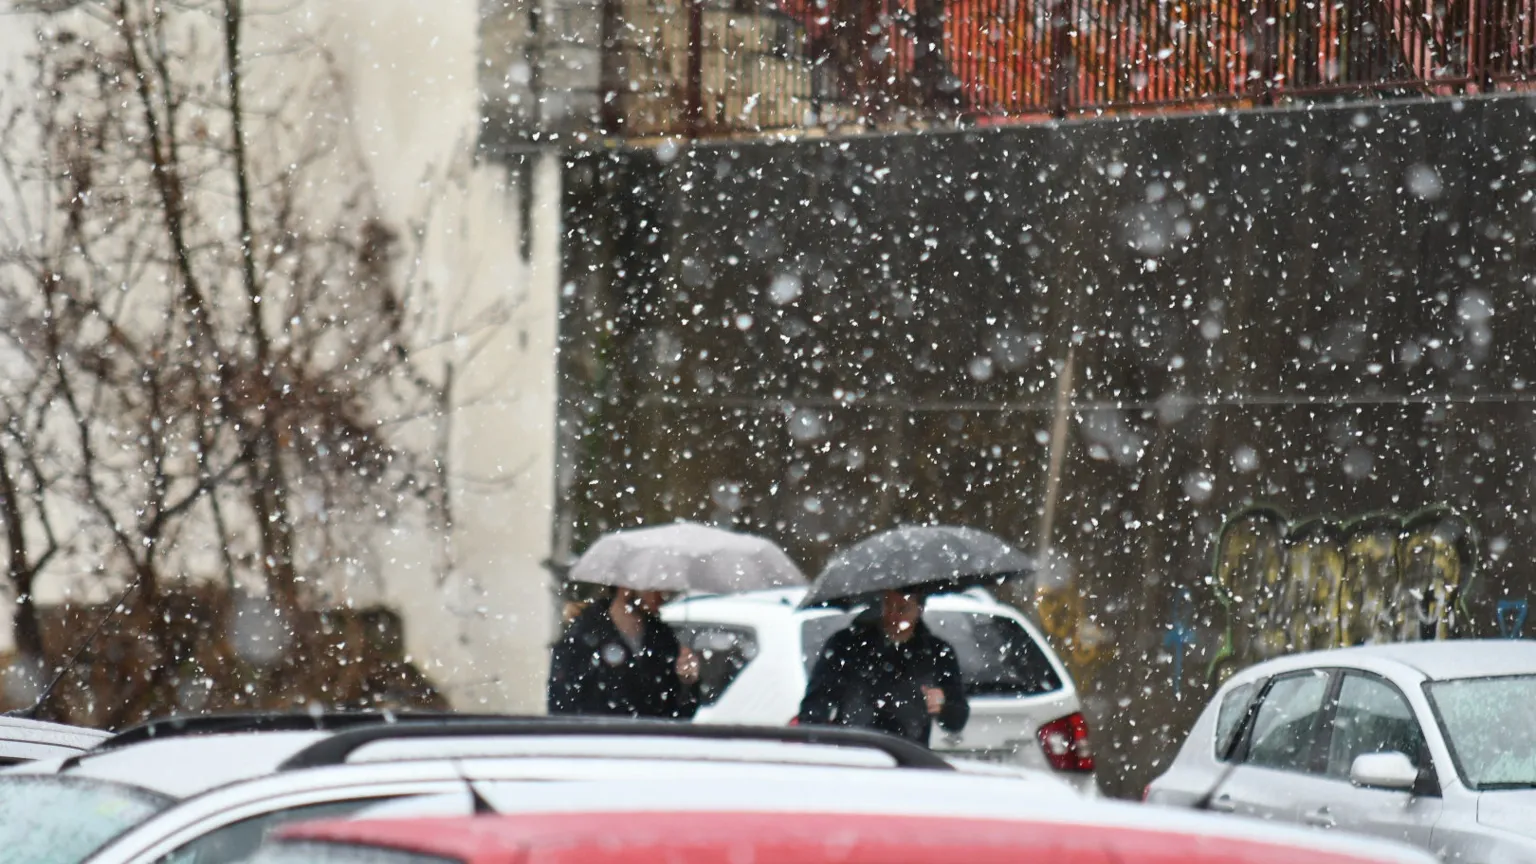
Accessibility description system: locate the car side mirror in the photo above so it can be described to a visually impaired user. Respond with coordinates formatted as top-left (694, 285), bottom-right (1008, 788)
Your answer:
top-left (1350, 751), bottom-right (1419, 791)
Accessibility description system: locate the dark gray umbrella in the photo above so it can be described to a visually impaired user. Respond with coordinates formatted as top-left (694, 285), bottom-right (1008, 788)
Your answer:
top-left (798, 524), bottom-right (1034, 609)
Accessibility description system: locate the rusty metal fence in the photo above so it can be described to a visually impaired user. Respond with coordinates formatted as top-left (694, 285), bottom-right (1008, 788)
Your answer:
top-left (599, 0), bottom-right (1536, 135)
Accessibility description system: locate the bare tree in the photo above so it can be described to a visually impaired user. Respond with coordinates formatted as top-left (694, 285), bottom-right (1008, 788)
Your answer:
top-left (0, 0), bottom-right (461, 722)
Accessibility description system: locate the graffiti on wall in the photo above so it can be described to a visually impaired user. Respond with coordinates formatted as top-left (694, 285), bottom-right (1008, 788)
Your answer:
top-left (1207, 505), bottom-right (1478, 684)
top-left (1497, 599), bottom-right (1529, 639)
top-left (1163, 589), bottom-right (1197, 698)
top-left (1034, 581), bottom-right (1111, 689)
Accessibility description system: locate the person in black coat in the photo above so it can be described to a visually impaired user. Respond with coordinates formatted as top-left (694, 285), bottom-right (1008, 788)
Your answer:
top-left (799, 590), bottom-right (969, 745)
top-left (547, 587), bottom-right (700, 718)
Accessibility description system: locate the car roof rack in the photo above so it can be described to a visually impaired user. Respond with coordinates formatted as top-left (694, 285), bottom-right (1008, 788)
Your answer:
top-left (276, 719), bottom-right (955, 772)
top-left (83, 711), bottom-right (503, 758)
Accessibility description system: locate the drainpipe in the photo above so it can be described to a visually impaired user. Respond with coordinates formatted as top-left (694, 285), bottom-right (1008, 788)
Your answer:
top-left (685, 0), bottom-right (705, 136)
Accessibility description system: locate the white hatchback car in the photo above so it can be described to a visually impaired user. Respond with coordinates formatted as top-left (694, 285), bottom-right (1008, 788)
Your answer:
top-left (662, 587), bottom-right (1097, 792)
top-left (1146, 641), bottom-right (1536, 864)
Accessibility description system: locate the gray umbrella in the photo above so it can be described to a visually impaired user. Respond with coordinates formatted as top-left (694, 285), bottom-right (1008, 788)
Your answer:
top-left (569, 521), bottom-right (806, 594)
top-left (799, 524), bottom-right (1033, 609)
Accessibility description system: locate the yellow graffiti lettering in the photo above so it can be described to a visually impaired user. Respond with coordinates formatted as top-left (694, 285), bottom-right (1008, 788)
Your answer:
top-left (1034, 582), bottom-right (1110, 688)
top-left (1208, 506), bottom-right (1476, 684)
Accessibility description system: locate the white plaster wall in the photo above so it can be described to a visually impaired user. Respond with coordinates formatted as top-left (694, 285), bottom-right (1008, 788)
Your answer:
top-left (313, 2), bottom-right (559, 712)
top-left (0, 1), bottom-right (559, 712)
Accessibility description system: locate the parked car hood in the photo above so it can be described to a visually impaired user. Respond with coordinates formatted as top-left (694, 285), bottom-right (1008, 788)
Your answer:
top-left (1478, 789), bottom-right (1536, 837)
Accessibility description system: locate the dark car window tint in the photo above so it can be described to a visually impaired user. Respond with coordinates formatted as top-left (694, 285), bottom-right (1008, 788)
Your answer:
top-left (156, 798), bottom-right (402, 864)
top-left (249, 842), bottom-right (457, 864)
top-left (801, 610), bottom-right (1062, 696)
top-left (1326, 673), bottom-right (1425, 779)
top-left (925, 612), bottom-right (1062, 696)
top-left (670, 624), bottom-right (758, 705)
top-left (1245, 670), bottom-right (1330, 773)
top-left (1214, 681), bottom-right (1257, 760)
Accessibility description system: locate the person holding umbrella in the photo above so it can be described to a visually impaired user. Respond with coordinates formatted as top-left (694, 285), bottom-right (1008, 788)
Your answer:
top-left (800, 589), bottom-right (969, 744)
top-left (548, 521), bottom-right (806, 718)
top-left (797, 525), bottom-right (1033, 746)
top-left (547, 586), bottom-right (701, 718)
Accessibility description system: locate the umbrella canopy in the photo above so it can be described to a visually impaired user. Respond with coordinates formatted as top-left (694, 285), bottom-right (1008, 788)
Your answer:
top-left (799, 524), bottom-right (1033, 609)
top-left (569, 522), bottom-right (806, 594)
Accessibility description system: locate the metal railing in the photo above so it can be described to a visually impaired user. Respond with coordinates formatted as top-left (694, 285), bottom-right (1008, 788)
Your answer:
top-left (597, 0), bottom-right (1536, 136)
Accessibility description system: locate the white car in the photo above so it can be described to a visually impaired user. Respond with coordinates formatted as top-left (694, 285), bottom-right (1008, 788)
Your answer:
top-left (1146, 641), bottom-right (1536, 863)
top-left (662, 587), bottom-right (1097, 792)
top-left (0, 713), bottom-right (1072, 864)
top-left (0, 714), bottom-right (109, 764)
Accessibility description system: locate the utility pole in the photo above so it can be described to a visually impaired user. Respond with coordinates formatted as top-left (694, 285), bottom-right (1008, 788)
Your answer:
top-left (1037, 345), bottom-right (1077, 561)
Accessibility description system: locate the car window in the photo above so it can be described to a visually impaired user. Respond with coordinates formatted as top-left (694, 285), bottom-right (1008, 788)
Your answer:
top-left (924, 612), bottom-right (1062, 696)
top-left (800, 610), bottom-right (1063, 696)
top-left (1427, 675), bottom-right (1536, 790)
top-left (1213, 681), bottom-right (1257, 760)
top-left (156, 798), bottom-right (405, 864)
top-left (1244, 669), bottom-right (1331, 773)
top-left (800, 613), bottom-right (854, 672)
top-left (345, 792), bottom-right (470, 820)
top-left (671, 624), bottom-right (758, 705)
top-left (0, 775), bottom-right (172, 864)
top-left (1326, 673), bottom-right (1425, 779)
top-left (248, 842), bottom-right (457, 864)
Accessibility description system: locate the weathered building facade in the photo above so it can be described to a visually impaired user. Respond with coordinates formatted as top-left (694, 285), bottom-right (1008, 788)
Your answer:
top-left (554, 93), bottom-right (1536, 795)
top-left (475, 0), bottom-right (1536, 796)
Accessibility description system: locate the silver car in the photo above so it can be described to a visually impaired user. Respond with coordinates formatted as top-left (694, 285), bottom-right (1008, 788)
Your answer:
top-left (1146, 641), bottom-right (1536, 863)
top-left (0, 715), bottom-right (109, 764)
top-left (0, 713), bottom-right (1071, 864)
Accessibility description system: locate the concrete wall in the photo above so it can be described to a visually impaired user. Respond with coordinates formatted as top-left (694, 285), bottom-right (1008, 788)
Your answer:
top-left (560, 93), bottom-right (1536, 795)
top-left (320, 2), bottom-right (561, 712)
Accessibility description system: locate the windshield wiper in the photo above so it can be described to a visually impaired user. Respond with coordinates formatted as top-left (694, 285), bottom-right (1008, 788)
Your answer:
top-left (1476, 781), bottom-right (1536, 791)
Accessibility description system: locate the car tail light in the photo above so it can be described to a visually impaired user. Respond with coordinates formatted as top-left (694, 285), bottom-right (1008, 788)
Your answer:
top-left (1142, 785), bottom-right (1151, 802)
top-left (788, 716), bottom-right (800, 726)
top-left (1037, 712), bottom-right (1095, 773)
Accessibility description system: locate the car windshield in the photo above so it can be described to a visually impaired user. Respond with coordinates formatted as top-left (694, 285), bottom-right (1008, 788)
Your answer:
top-left (250, 842), bottom-right (457, 864)
top-left (1427, 675), bottom-right (1536, 790)
top-left (0, 775), bottom-right (171, 864)
top-left (802, 609), bottom-right (1062, 696)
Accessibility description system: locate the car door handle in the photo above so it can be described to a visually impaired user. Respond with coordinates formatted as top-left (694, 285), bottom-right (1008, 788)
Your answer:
top-left (1207, 794), bottom-right (1236, 813)
top-left (1304, 806), bottom-right (1336, 829)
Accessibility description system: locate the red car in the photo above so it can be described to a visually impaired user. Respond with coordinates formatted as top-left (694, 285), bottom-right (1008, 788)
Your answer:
top-left (260, 810), bottom-right (1439, 864)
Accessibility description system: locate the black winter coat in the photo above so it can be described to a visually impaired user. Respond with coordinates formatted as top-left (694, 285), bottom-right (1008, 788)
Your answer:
top-left (798, 612), bottom-right (969, 745)
top-left (546, 603), bottom-right (698, 719)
